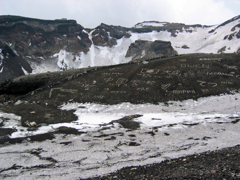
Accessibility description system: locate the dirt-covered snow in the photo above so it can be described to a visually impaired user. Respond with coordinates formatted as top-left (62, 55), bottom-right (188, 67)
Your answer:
top-left (0, 93), bottom-right (240, 179)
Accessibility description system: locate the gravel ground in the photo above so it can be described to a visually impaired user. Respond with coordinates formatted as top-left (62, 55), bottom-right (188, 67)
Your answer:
top-left (85, 145), bottom-right (240, 180)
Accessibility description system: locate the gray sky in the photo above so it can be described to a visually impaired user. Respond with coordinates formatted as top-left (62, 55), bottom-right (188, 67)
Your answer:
top-left (0, 0), bottom-right (239, 28)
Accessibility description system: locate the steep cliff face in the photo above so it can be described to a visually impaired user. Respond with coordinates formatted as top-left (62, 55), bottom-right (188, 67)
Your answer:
top-left (0, 15), bottom-right (91, 57)
top-left (0, 40), bottom-right (32, 84)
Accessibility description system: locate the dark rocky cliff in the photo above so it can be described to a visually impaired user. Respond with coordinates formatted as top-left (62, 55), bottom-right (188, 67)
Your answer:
top-left (0, 15), bottom-right (193, 59)
top-left (0, 15), bottom-right (91, 57)
top-left (126, 40), bottom-right (178, 60)
top-left (0, 40), bottom-right (32, 84)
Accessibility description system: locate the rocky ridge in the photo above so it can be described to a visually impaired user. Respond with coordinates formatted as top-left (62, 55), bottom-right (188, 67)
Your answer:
top-left (0, 15), bottom-right (240, 84)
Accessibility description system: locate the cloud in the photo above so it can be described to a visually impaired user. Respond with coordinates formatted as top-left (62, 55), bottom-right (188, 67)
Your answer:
top-left (0, 0), bottom-right (238, 28)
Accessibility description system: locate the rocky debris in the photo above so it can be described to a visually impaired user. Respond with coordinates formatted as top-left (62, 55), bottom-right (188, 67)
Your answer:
top-left (125, 40), bottom-right (178, 60)
top-left (0, 132), bottom-right (55, 144)
top-left (0, 53), bottom-right (240, 128)
top-left (87, 145), bottom-right (240, 180)
top-left (93, 132), bottom-right (124, 138)
top-left (111, 115), bottom-right (143, 130)
top-left (218, 46), bottom-right (227, 53)
top-left (55, 126), bottom-right (85, 135)
top-left (0, 128), bottom-right (17, 136)
top-left (182, 44), bottom-right (190, 49)
top-left (0, 50), bottom-right (239, 179)
top-left (0, 118), bottom-right (239, 179)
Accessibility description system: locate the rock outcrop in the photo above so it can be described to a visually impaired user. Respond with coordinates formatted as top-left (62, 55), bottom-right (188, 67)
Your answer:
top-left (126, 40), bottom-right (178, 60)
top-left (0, 15), bottom-right (91, 57)
top-left (91, 23), bottom-right (131, 47)
top-left (0, 40), bottom-right (32, 84)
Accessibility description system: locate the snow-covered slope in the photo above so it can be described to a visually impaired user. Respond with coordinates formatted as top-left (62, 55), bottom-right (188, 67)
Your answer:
top-left (35, 15), bottom-right (239, 73)
top-left (0, 15), bottom-right (240, 76)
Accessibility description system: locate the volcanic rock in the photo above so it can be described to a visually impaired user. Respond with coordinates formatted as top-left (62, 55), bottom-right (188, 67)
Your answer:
top-left (0, 40), bottom-right (32, 84)
top-left (126, 40), bottom-right (178, 60)
top-left (0, 15), bottom-right (90, 57)
top-left (1, 53), bottom-right (240, 126)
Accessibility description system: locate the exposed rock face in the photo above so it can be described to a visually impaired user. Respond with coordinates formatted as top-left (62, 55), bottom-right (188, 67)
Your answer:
top-left (91, 23), bottom-right (131, 47)
top-left (0, 15), bottom-right (91, 57)
top-left (125, 40), bottom-right (151, 59)
top-left (126, 40), bottom-right (178, 60)
top-left (0, 41), bottom-right (32, 84)
top-left (0, 15), bottom-right (240, 84)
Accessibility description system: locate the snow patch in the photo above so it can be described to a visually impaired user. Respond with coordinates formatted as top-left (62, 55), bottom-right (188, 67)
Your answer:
top-left (21, 67), bottom-right (29, 75)
top-left (0, 111), bottom-right (21, 130)
top-left (135, 21), bottom-right (167, 28)
top-left (1, 93), bottom-right (240, 179)
top-left (29, 57), bottom-right (61, 74)
top-left (78, 36), bottom-right (132, 68)
top-left (57, 49), bottom-right (82, 70)
top-left (4, 93), bottom-right (240, 139)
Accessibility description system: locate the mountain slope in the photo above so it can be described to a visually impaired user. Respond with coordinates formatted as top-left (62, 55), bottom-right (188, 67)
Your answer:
top-left (0, 15), bottom-right (239, 82)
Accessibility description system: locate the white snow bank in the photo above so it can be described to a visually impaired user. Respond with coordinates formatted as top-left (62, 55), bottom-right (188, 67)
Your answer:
top-left (2, 93), bottom-right (239, 138)
top-left (0, 93), bottom-right (240, 179)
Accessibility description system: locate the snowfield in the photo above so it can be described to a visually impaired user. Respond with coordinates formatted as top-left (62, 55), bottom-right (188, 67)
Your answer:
top-left (0, 93), bottom-right (240, 179)
top-left (2, 92), bottom-right (239, 139)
